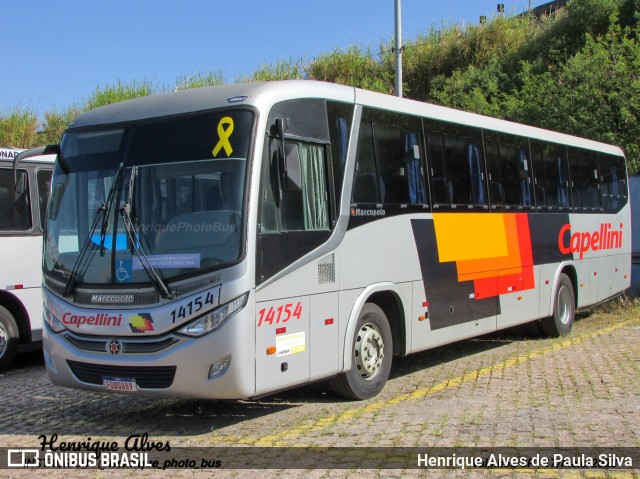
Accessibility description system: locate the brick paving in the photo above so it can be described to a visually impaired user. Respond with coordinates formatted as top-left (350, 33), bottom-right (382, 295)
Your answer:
top-left (1, 302), bottom-right (639, 478)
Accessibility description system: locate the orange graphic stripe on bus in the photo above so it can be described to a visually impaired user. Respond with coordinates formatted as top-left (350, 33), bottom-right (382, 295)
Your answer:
top-left (433, 213), bottom-right (535, 300)
top-left (456, 213), bottom-right (523, 279)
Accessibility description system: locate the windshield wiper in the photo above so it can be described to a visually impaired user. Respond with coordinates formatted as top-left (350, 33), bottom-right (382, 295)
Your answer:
top-left (63, 165), bottom-right (124, 297)
top-left (99, 166), bottom-right (125, 256)
top-left (120, 166), bottom-right (174, 300)
top-left (63, 203), bottom-right (106, 297)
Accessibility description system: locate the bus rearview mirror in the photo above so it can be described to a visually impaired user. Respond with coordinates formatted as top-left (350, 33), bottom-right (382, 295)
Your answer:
top-left (281, 143), bottom-right (302, 193)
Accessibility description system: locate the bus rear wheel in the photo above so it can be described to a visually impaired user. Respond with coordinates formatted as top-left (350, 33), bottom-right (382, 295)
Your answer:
top-left (0, 306), bottom-right (19, 372)
top-left (330, 303), bottom-right (393, 400)
top-left (540, 273), bottom-right (575, 337)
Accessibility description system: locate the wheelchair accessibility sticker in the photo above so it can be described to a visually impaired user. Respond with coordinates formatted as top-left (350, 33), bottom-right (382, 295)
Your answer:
top-left (116, 260), bottom-right (132, 283)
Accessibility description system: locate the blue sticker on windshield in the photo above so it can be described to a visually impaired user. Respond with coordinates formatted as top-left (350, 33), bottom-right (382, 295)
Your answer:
top-left (132, 254), bottom-right (201, 270)
top-left (91, 233), bottom-right (129, 250)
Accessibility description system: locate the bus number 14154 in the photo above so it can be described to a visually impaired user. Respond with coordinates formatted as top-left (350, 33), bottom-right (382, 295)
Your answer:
top-left (257, 302), bottom-right (302, 327)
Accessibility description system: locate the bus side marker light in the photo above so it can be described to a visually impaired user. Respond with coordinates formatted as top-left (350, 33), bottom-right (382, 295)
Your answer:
top-left (266, 346), bottom-right (276, 355)
top-left (276, 327), bottom-right (286, 335)
top-left (6, 284), bottom-right (24, 290)
top-left (419, 315), bottom-right (426, 321)
top-left (545, 280), bottom-right (550, 285)
top-left (593, 272), bottom-right (598, 276)
top-left (517, 296), bottom-right (523, 301)
top-left (580, 283), bottom-right (585, 288)
top-left (325, 318), bottom-right (334, 326)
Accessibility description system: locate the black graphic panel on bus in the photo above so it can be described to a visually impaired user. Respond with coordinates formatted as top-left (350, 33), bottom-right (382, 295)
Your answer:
top-left (410, 219), bottom-right (499, 330)
top-left (528, 213), bottom-right (572, 264)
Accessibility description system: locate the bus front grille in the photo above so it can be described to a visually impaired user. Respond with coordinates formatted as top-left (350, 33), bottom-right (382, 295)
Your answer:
top-left (66, 360), bottom-right (177, 389)
top-left (62, 333), bottom-right (179, 354)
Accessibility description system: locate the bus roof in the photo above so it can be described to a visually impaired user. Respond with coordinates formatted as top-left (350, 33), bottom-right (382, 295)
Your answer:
top-left (67, 80), bottom-right (624, 157)
top-left (67, 81), bottom-right (355, 129)
top-left (14, 146), bottom-right (57, 164)
top-left (0, 146), bottom-right (57, 166)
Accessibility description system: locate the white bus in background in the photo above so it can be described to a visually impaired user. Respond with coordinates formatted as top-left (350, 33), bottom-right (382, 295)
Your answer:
top-left (0, 147), bottom-right (55, 371)
top-left (41, 81), bottom-right (630, 400)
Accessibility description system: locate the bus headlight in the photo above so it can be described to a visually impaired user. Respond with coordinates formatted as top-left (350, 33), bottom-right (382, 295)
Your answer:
top-left (44, 306), bottom-right (66, 333)
top-left (177, 293), bottom-right (248, 337)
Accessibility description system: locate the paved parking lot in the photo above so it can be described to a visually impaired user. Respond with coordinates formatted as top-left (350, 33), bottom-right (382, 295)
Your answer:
top-left (1, 299), bottom-right (639, 478)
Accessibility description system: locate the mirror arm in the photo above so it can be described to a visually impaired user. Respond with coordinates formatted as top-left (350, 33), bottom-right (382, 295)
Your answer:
top-left (276, 118), bottom-right (287, 174)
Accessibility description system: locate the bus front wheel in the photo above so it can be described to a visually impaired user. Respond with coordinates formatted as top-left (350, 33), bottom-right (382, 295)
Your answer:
top-left (540, 273), bottom-right (575, 337)
top-left (330, 303), bottom-right (393, 400)
top-left (0, 306), bottom-right (19, 372)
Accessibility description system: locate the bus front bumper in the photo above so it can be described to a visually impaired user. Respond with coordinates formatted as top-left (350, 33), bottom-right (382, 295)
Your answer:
top-left (43, 304), bottom-right (256, 400)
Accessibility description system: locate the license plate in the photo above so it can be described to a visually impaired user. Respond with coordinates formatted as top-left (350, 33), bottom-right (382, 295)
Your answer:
top-left (103, 377), bottom-right (136, 392)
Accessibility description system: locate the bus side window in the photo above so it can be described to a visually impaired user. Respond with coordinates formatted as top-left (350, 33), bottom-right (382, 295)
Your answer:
top-left (374, 122), bottom-right (409, 204)
top-left (443, 133), bottom-right (472, 205)
top-left (530, 140), bottom-right (547, 209)
top-left (436, 123), bottom-right (486, 209)
top-left (0, 169), bottom-right (32, 232)
top-left (600, 153), bottom-right (628, 212)
top-left (531, 140), bottom-right (569, 210)
top-left (327, 101), bottom-right (354, 206)
top-left (568, 147), bottom-right (601, 211)
top-left (260, 137), bottom-right (330, 233)
top-left (259, 98), bottom-right (333, 235)
top-left (370, 110), bottom-right (425, 206)
top-left (352, 121), bottom-right (380, 204)
top-left (484, 139), bottom-right (503, 207)
top-left (557, 148), bottom-right (571, 208)
top-left (296, 142), bottom-right (330, 231)
top-left (426, 130), bottom-right (451, 207)
top-left (258, 136), bottom-right (280, 233)
top-left (404, 129), bottom-right (426, 204)
top-left (484, 132), bottom-right (532, 210)
top-left (352, 109), bottom-right (426, 207)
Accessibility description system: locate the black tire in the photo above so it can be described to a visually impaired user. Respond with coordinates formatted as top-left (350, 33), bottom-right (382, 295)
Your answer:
top-left (330, 303), bottom-right (393, 400)
top-left (0, 306), bottom-right (19, 373)
top-left (540, 273), bottom-right (575, 337)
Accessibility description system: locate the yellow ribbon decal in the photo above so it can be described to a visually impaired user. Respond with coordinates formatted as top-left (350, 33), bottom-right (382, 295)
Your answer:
top-left (212, 116), bottom-right (234, 157)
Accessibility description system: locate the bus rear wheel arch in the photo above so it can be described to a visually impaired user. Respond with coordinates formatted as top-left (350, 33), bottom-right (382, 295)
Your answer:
top-left (330, 303), bottom-right (393, 400)
top-left (0, 305), bottom-right (19, 372)
top-left (540, 272), bottom-right (575, 337)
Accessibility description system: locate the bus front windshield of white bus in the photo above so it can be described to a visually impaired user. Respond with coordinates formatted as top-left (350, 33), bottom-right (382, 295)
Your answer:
top-left (44, 110), bottom-right (253, 290)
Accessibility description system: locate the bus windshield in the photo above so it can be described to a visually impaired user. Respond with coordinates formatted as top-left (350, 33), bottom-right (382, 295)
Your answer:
top-left (44, 109), bottom-right (253, 289)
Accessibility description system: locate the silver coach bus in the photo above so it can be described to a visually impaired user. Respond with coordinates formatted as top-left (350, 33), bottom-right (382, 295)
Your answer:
top-left (43, 81), bottom-right (630, 400)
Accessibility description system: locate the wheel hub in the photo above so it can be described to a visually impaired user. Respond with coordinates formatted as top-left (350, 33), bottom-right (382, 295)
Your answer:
top-left (0, 321), bottom-right (8, 357)
top-left (355, 323), bottom-right (384, 380)
top-left (557, 285), bottom-right (573, 325)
